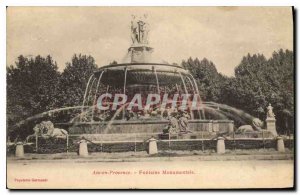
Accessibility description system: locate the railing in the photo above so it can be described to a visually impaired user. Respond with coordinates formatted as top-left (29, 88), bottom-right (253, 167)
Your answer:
top-left (8, 132), bottom-right (294, 154)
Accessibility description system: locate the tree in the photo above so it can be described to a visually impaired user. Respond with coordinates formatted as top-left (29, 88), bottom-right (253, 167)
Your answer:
top-left (221, 53), bottom-right (269, 115)
top-left (182, 57), bottom-right (225, 102)
top-left (182, 50), bottom-right (294, 134)
top-left (222, 50), bottom-right (294, 134)
top-left (56, 54), bottom-right (98, 107)
top-left (7, 55), bottom-right (60, 140)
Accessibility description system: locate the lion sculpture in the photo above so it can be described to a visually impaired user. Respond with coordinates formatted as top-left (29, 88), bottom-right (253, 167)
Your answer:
top-left (26, 121), bottom-right (68, 142)
top-left (236, 118), bottom-right (264, 134)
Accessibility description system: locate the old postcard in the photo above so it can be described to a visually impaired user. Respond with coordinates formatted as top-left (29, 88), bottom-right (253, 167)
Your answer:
top-left (6, 6), bottom-right (294, 189)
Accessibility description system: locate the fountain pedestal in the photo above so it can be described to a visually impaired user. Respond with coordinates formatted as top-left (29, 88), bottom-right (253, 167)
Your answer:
top-left (266, 118), bottom-right (277, 136)
top-left (129, 45), bottom-right (153, 63)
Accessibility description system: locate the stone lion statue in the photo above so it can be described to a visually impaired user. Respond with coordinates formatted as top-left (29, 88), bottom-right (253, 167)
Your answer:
top-left (236, 118), bottom-right (264, 134)
top-left (26, 121), bottom-right (68, 142)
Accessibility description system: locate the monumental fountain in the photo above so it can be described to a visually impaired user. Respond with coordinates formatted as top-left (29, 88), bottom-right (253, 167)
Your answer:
top-left (54, 15), bottom-right (276, 143)
top-left (11, 15), bottom-right (280, 155)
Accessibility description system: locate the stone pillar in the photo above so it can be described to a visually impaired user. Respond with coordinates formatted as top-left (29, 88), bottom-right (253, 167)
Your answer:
top-left (216, 137), bottom-right (225, 154)
top-left (79, 140), bottom-right (88, 157)
top-left (266, 118), bottom-right (278, 136)
top-left (276, 136), bottom-right (285, 152)
top-left (15, 142), bottom-right (24, 157)
top-left (148, 137), bottom-right (158, 155)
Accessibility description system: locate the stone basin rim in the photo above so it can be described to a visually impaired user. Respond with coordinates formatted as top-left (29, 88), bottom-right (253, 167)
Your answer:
top-left (96, 63), bottom-right (186, 72)
top-left (55, 119), bottom-right (234, 126)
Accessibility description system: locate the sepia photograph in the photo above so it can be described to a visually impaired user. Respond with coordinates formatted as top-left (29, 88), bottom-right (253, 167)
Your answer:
top-left (6, 6), bottom-right (294, 189)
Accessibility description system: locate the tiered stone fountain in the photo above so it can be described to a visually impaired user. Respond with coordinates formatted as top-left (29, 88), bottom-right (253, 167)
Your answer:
top-left (57, 15), bottom-right (275, 142)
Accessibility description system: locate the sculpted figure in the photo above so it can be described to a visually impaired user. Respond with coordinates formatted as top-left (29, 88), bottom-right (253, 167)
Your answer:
top-left (139, 14), bottom-right (149, 44)
top-left (168, 115), bottom-right (179, 134)
top-left (131, 15), bottom-right (139, 44)
top-left (142, 22), bottom-right (149, 44)
top-left (267, 103), bottom-right (275, 118)
top-left (252, 118), bottom-right (263, 131)
top-left (178, 111), bottom-right (190, 133)
top-left (49, 128), bottom-right (68, 138)
top-left (26, 121), bottom-right (68, 142)
top-left (236, 118), bottom-right (264, 134)
top-left (131, 14), bottom-right (150, 44)
top-left (164, 110), bottom-right (179, 134)
top-left (236, 125), bottom-right (254, 134)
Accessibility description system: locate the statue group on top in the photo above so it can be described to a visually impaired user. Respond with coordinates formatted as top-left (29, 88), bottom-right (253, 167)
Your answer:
top-left (131, 14), bottom-right (150, 45)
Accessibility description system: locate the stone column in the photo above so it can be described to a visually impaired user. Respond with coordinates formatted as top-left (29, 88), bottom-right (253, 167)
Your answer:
top-left (276, 136), bottom-right (285, 152)
top-left (217, 137), bottom-right (225, 154)
top-left (148, 137), bottom-right (158, 155)
top-left (79, 140), bottom-right (88, 157)
top-left (15, 142), bottom-right (24, 157)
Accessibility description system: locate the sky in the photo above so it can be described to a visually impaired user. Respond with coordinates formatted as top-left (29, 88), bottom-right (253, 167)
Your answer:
top-left (7, 7), bottom-right (293, 76)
